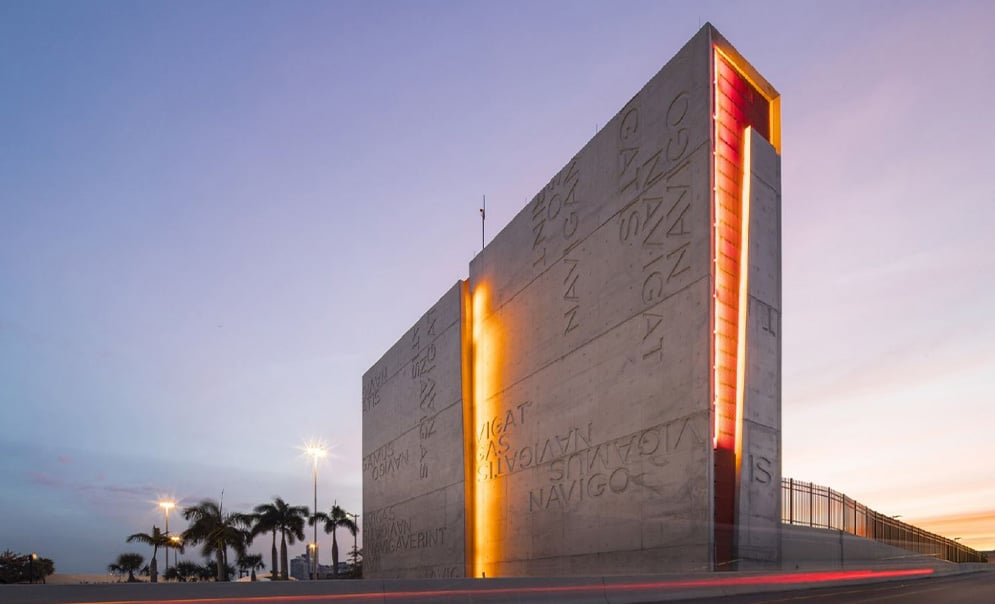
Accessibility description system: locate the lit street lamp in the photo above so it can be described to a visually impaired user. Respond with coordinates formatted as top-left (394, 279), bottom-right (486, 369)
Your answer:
top-left (170, 535), bottom-right (183, 565)
top-left (304, 442), bottom-right (327, 580)
top-left (308, 542), bottom-right (317, 579)
top-left (30, 553), bottom-right (37, 584)
top-left (159, 500), bottom-right (176, 577)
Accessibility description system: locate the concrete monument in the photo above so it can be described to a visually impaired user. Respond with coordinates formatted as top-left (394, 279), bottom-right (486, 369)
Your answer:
top-left (362, 23), bottom-right (781, 578)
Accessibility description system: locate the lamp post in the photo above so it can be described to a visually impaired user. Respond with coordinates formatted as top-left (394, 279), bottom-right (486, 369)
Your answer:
top-left (30, 553), bottom-right (37, 584)
top-left (159, 500), bottom-right (176, 578)
top-left (170, 536), bottom-right (183, 569)
top-left (304, 444), bottom-right (327, 580)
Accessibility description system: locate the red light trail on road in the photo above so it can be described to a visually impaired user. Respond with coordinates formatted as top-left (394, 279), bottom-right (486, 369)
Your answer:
top-left (71, 568), bottom-right (935, 604)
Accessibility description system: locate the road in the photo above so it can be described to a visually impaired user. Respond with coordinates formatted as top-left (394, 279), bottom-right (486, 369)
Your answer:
top-left (663, 570), bottom-right (995, 604)
top-left (1, 569), bottom-right (992, 604)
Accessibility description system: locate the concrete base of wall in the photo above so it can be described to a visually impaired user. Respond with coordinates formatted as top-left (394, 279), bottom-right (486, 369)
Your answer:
top-left (781, 525), bottom-right (949, 571)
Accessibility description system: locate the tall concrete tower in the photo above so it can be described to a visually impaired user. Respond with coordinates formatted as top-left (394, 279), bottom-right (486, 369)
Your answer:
top-left (362, 23), bottom-right (781, 578)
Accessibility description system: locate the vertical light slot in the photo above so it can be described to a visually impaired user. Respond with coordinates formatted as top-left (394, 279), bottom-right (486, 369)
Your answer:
top-left (711, 51), bottom-right (719, 449)
top-left (460, 281), bottom-right (475, 577)
top-left (470, 283), bottom-right (500, 578)
top-left (711, 51), bottom-right (742, 454)
top-left (734, 127), bottom-right (752, 471)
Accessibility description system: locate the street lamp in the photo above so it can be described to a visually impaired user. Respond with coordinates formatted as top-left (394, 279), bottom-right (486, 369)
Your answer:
top-left (159, 500), bottom-right (176, 578)
top-left (307, 542), bottom-right (317, 579)
top-left (304, 442), bottom-right (327, 580)
top-left (30, 553), bottom-right (37, 584)
top-left (170, 535), bottom-right (183, 572)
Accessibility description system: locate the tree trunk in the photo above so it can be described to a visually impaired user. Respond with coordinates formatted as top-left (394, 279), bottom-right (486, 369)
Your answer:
top-left (216, 548), bottom-right (225, 582)
top-left (270, 531), bottom-right (278, 580)
top-left (331, 529), bottom-right (339, 578)
top-left (150, 556), bottom-right (158, 583)
top-left (280, 532), bottom-right (289, 580)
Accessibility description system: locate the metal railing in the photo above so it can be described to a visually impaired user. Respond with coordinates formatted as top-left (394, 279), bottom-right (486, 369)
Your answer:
top-left (782, 478), bottom-right (986, 564)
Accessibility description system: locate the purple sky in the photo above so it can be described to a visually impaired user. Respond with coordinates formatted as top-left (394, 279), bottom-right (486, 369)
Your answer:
top-left (1, 1), bottom-right (993, 573)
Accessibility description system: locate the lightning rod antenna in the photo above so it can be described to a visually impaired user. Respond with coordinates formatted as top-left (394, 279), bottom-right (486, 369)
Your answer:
top-left (480, 194), bottom-right (486, 251)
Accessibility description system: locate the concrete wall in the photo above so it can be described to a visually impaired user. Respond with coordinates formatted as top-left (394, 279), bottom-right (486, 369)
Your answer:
top-left (736, 129), bottom-right (783, 568)
top-left (362, 283), bottom-right (468, 579)
top-left (781, 525), bottom-right (942, 570)
top-left (467, 26), bottom-right (714, 576)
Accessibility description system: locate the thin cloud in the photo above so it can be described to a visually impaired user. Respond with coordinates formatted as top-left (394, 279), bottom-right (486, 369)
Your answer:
top-left (76, 483), bottom-right (161, 498)
top-left (26, 468), bottom-right (167, 505)
top-left (27, 471), bottom-right (66, 488)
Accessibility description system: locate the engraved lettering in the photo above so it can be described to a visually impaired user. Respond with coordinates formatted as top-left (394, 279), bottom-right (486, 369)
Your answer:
top-left (751, 454), bottom-right (773, 484)
top-left (362, 365), bottom-right (388, 414)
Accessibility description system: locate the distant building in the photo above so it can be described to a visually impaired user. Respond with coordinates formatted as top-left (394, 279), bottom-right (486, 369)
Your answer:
top-left (289, 553), bottom-right (309, 581)
top-left (289, 552), bottom-right (336, 580)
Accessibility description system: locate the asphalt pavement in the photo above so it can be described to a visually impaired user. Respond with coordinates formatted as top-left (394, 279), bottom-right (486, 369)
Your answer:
top-left (662, 570), bottom-right (995, 604)
top-left (1, 567), bottom-right (992, 604)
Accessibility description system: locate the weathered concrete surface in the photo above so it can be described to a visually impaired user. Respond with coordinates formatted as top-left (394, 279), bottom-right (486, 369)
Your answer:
top-left (467, 26), bottom-right (714, 576)
top-left (781, 525), bottom-right (951, 570)
top-left (362, 283), bottom-right (468, 579)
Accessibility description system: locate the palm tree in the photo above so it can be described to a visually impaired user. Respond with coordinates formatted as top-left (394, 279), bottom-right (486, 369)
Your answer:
top-left (171, 560), bottom-right (201, 582)
top-left (237, 553), bottom-right (265, 581)
top-left (250, 498), bottom-right (281, 580)
top-left (196, 559), bottom-right (215, 581)
top-left (202, 558), bottom-right (235, 581)
top-left (311, 503), bottom-right (358, 578)
top-left (108, 552), bottom-right (144, 582)
top-left (181, 499), bottom-right (252, 581)
top-left (126, 526), bottom-right (171, 583)
top-left (252, 497), bottom-right (307, 580)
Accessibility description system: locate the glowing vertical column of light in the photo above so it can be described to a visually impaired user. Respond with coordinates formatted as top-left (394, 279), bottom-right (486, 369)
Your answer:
top-left (712, 51), bottom-right (745, 453)
top-left (734, 127), bottom-right (753, 468)
top-left (460, 281), bottom-right (475, 578)
top-left (470, 283), bottom-right (498, 578)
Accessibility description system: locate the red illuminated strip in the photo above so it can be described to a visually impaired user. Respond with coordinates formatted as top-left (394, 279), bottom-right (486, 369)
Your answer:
top-left (70, 569), bottom-right (936, 604)
top-left (712, 52), bottom-right (751, 452)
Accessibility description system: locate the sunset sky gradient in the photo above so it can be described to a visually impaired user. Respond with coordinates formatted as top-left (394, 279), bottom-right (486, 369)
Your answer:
top-left (1, 0), bottom-right (993, 572)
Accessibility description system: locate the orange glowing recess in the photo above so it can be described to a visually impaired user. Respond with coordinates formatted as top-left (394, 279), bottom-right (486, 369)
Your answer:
top-left (711, 49), bottom-right (775, 454)
top-left (459, 281), bottom-right (475, 577)
top-left (711, 40), bottom-right (778, 570)
top-left (712, 52), bottom-right (744, 453)
top-left (470, 283), bottom-right (500, 578)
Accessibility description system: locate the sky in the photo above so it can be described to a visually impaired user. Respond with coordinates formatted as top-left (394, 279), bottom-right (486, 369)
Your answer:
top-left (1, 0), bottom-right (993, 574)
